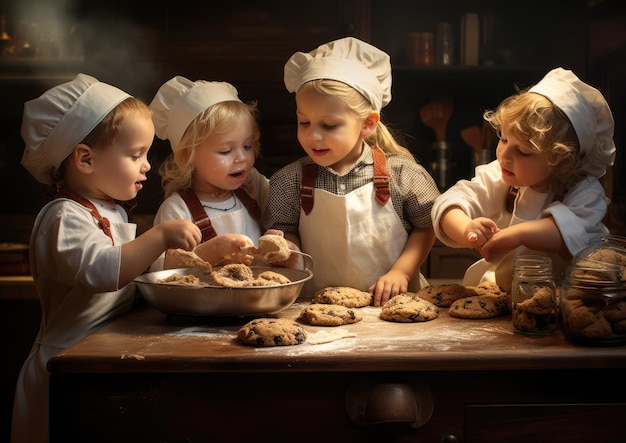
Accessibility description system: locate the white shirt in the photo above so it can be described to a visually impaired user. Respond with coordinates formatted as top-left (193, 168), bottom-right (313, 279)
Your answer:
top-left (431, 160), bottom-right (610, 285)
top-left (12, 198), bottom-right (138, 443)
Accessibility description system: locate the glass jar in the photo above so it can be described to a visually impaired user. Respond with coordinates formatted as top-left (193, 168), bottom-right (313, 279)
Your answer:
top-left (560, 235), bottom-right (626, 345)
top-left (511, 255), bottom-right (558, 335)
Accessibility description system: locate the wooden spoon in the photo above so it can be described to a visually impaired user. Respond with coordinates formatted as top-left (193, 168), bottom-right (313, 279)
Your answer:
top-left (419, 96), bottom-right (453, 142)
top-left (460, 125), bottom-right (482, 155)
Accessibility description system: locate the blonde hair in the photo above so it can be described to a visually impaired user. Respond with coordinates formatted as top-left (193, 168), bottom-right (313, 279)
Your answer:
top-left (160, 100), bottom-right (261, 198)
top-left (53, 97), bottom-right (151, 183)
top-left (299, 80), bottom-right (415, 162)
top-left (484, 90), bottom-right (582, 195)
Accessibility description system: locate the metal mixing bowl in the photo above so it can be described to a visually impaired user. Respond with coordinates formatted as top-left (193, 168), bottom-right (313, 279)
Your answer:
top-left (134, 256), bottom-right (313, 317)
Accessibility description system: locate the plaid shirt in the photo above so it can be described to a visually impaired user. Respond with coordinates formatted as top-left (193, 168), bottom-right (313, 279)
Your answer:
top-left (262, 144), bottom-right (440, 236)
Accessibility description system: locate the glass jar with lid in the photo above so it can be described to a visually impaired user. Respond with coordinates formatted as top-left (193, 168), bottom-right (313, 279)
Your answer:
top-left (511, 255), bottom-right (558, 335)
top-left (560, 235), bottom-right (626, 345)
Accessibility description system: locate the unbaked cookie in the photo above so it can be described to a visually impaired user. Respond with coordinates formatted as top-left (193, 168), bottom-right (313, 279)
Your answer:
top-left (238, 318), bottom-right (307, 347)
top-left (313, 287), bottom-right (373, 308)
top-left (380, 293), bottom-right (439, 323)
top-left (300, 303), bottom-right (363, 326)
top-left (212, 263), bottom-right (255, 287)
top-left (415, 284), bottom-right (477, 307)
top-left (255, 270), bottom-right (291, 286)
top-left (448, 293), bottom-right (509, 319)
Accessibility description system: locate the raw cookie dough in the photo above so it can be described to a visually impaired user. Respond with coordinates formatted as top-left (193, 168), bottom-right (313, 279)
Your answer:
top-left (380, 293), bottom-right (439, 323)
top-left (313, 287), bottom-right (373, 308)
top-left (255, 270), bottom-right (291, 286)
top-left (238, 318), bottom-right (307, 347)
top-left (416, 284), bottom-right (478, 307)
top-left (212, 263), bottom-right (255, 287)
top-left (300, 303), bottom-right (363, 326)
top-left (167, 248), bottom-right (213, 273)
top-left (245, 234), bottom-right (292, 264)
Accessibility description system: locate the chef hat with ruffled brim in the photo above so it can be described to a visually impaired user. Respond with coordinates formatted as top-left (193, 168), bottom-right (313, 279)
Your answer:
top-left (21, 73), bottom-right (131, 185)
top-left (149, 76), bottom-right (242, 151)
top-left (284, 37), bottom-right (392, 112)
top-left (529, 67), bottom-right (616, 177)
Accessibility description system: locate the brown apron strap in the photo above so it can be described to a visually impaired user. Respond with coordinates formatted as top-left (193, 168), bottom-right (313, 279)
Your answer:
top-left (53, 186), bottom-right (115, 245)
top-left (371, 147), bottom-right (390, 206)
top-left (300, 162), bottom-right (317, 215)
top-left (234, 188), bottom-right (262, 221)
top-left (505, 186), bottom-right (518, 213)
top-left (177, 188), bottom-right (217, 242)
top-left (300, 148), bottom-right (391, 215)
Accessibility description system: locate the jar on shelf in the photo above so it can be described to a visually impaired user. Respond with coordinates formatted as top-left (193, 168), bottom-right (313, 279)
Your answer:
top-left (560, 235), bottom-right (626, 346)
top-left (511, 255), bottom-right (558, 335)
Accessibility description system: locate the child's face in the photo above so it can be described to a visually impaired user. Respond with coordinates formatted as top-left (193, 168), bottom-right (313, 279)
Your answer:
top-left (295, 87), bottom-right (367, 174)
top-left (90, 113), bottom-right (154, 201)
top-left (193, 118), bottom-right (257, 192)
top-left (496, 128), bottom-right (551, 190)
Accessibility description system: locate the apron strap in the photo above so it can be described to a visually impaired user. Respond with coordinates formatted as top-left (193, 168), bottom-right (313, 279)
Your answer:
top-left (234, 188), bottom-right (262, 221)
top-left (300, 162), bottom-right (317, 215)
top-left (53, 186), bottom-right (116, 245)
top-left (300, 147), bottom-right (391, 215)
top-left (372, 147), bottom-right (391, 206)
top-left (177, 188), bottom-right (217, 242)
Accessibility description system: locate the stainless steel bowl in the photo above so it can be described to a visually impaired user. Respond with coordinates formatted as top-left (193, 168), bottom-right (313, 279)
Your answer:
top-left (134, 256), bottom-right (313, 317)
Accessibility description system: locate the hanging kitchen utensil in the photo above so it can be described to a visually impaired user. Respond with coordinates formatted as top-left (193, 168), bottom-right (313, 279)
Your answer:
top-left (419, 96), bottom-right (453, 142)
top-left (461, 125), bottom-right (487, 167)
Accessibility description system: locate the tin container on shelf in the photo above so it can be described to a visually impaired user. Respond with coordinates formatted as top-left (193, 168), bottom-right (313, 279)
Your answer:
top-left (560, 235), bottom-right (626, 345)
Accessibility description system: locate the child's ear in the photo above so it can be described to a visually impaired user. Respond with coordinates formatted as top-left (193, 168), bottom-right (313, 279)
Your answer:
top-left (73, 144), bottom-right (95, 174)
top-left (361, 111), bottom-right (380, 137)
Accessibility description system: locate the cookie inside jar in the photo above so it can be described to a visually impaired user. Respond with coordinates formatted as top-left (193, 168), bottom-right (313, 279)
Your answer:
top-left (560, 235), bottom-right (626, 345)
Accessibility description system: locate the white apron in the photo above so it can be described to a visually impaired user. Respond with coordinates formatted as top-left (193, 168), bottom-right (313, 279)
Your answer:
top-left (11, 200), bottom-right (137, 443)
top-left (299, 182), bottom-right (425, 294)
top-left (204, 202), bottom-right (261, 241)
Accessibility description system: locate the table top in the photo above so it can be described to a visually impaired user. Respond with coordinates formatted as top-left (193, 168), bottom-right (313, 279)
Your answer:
top-left (48, 297), bottom-right (626, 374)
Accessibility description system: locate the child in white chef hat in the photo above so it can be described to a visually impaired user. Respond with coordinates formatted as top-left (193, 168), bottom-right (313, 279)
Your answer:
top-left (432, 67), bottom-right (616, 291)
top-left (13, 73), bottom-right (201, 443)
top-left (149, 76), bottom-right (286, 270)
top-left (262, 37), bottom-right (440, 305)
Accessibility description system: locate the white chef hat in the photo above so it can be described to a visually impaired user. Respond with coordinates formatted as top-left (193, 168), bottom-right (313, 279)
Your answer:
top-left (529, 67), bottom-right (616, 177)
top-left (21, 73), bottom-right (131, 185)
top-left (150, 76), bottom-right (242, 151)
top-left (284, 37), bottom-right (392, 112)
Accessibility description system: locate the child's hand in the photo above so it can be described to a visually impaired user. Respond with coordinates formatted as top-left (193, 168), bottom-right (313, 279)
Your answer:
top-left (479, 227), bottom-right (521, 262)
top-left (195, 234), bottom-right (255, 265)
top-left (158, 219), bottom-right (201, 251)
top-left (465, 217), bottom-right (499, 249)
top-left (368, 270), bottom-right (409, 307)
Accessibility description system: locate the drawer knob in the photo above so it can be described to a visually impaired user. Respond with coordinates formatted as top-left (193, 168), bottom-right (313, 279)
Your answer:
top-left (346, 376), bottom-right (433, 428)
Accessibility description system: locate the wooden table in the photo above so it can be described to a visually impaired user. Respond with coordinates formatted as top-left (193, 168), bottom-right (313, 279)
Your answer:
top-left (48, 299), bottom-right (626, 443)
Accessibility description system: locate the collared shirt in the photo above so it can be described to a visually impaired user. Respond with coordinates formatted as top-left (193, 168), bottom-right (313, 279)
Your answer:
top-left (262, 144), bottom-right (440, 235)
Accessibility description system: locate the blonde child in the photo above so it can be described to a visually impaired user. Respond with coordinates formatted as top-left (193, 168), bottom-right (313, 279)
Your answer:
top-left (262, 37), bottom-right (440, 306)
top-left (149, 76), bottom-right (275, 269)
top-left (12, 73), bottom-right (201, 443)
top-left (432, 67), bottom-right (616, 290)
